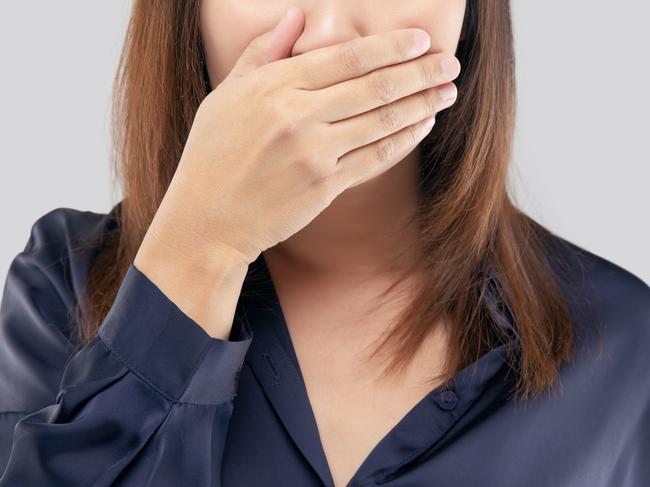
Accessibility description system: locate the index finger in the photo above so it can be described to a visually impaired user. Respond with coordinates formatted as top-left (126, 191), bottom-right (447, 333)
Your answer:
top-left (286, 28), bottom-right (431, 91)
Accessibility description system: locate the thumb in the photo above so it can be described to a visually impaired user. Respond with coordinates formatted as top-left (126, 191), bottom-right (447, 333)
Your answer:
top-left (228, 6), bottom-right (304, 80)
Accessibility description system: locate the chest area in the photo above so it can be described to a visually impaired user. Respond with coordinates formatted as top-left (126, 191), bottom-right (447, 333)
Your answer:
top-left (227, 347), bottom-right (637, 487)
top-left (284, 301), bottom-right (451, 487)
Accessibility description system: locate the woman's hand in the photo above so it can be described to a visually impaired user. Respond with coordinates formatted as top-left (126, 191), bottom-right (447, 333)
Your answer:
top-left (146, 7), bottom-right (460, 266)
top-left (134, 6), bottom-right (460, 338)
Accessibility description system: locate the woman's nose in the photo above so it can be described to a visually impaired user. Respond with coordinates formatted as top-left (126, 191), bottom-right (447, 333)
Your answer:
top-left (288, 3), bottom-right (365, 58)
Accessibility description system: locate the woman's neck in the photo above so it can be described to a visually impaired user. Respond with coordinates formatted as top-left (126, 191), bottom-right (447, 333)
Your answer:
top-left (265, 147), bottom-right (424, 281)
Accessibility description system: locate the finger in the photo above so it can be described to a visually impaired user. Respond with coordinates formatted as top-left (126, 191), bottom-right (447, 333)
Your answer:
top-left (332, 115), bottom-right (437, 190)
top-left (228, 6), bottom-right (304, 80)
top-left (314, 52), bottom-right (460, 123)
top-left (284, 28), bottom-right (432, 91)
top-left (325, 81), bottom-right (457, 158)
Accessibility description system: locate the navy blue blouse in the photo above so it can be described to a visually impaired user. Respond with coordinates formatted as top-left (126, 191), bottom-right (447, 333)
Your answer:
top-left (0, 205), bottom-right (649, 486)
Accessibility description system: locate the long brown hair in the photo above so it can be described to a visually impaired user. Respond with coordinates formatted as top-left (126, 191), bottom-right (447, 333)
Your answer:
top-left (76, 0), bottom-right (577, 403)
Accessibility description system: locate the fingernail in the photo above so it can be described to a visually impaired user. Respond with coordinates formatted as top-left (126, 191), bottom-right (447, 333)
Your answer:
top-left (422, 115), bottom-right (436, 131)
top-left (440, 56), bottom-right (459, 77)
top-left (409, 29), bottom-right (431, 56)
top-left (437, 83), bottom-right (457, 102)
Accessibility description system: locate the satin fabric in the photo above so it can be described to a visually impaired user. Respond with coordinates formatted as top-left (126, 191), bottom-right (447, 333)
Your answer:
top-left (0, 204), bottom-right (648, 486)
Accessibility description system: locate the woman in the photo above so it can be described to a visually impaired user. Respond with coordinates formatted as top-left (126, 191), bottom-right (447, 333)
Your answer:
top-left (0, 1), bottom-right (648, 486)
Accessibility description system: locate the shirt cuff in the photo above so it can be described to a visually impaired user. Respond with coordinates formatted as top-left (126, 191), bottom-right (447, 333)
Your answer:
top-left (98, 263), bottom-right (253, 405)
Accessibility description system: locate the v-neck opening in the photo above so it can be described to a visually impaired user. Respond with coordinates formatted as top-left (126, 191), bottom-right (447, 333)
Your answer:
top-left (239, 250), bottom-right (521, 487)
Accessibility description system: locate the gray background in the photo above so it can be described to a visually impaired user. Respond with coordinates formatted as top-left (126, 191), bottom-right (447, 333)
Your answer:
top-left (1, 0), bottom-right (648, 294)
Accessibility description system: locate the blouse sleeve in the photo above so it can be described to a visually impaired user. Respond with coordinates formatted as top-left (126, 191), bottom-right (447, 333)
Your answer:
top-left (0, 208), bottom-right (253, 486)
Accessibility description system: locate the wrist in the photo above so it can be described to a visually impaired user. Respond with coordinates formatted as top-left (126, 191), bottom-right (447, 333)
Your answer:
top-left (134, 234), bottom-right (251, 340)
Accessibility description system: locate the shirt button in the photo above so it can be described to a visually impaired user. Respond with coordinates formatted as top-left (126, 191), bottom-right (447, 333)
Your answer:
top-left (435, 389), bottom-right (458, 411)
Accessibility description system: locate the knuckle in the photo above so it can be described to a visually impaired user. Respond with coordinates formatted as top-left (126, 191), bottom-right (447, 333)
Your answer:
top-left (392, 37), bottom-right (410, 60)
top-left (375, 136), bottom-right (396, 165)
top-left (293, 157), bottom-right (315, 181)
top-left (418, 60), bottom-right (436, 88)
top-left (292, 136), bottom-right (332, 182)
top-left (312, 175), bottom-right (339, 203)
top-left (338, 43), bottom-right (369, 73)
top-left (419, 89), bottom-right (437, 114)
top-left (406, 123), bottom-right (421, 147)
top-left (270, 102), bottom-right (300, 135)
top-left (296, 156), bottom-right (330, 183)
top-left (378, 102), bottom-right (401, 131)
top-left (296, 97), bottom-right (318, 121)
top-left (368, 71), bottom-right (397, 103)
top-left (269, 94), bottom-right (312, 135)
top-left (285, 92), bottom-right (314, 122)
top-left (247, 67), bottom-right (277, 97)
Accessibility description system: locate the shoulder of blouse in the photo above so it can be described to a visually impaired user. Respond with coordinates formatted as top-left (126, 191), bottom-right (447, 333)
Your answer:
top-left (539, 227), bottom-right (650, 348)
top-left (0, 205), bottom-right (118, 413)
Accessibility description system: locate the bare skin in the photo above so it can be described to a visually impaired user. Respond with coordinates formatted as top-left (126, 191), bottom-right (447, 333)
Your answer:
top-left (265, 251), bottom-right (451, 486)
top-left (135, 3), bottom-right (464, 486)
